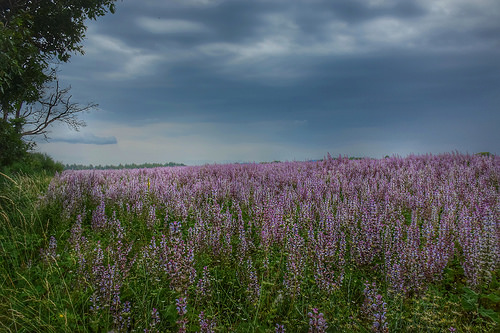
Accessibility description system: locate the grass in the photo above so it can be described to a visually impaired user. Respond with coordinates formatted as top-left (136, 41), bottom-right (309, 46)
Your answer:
top-left (0, 165), bottom-right (499, 332)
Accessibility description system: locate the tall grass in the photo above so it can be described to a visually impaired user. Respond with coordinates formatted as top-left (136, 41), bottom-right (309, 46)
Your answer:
top-left (0, 172), bottom-right (75, 332)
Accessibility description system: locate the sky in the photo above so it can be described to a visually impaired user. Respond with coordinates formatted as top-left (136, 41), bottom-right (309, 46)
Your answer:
top-left (36, 0), bottom-right (500, 166)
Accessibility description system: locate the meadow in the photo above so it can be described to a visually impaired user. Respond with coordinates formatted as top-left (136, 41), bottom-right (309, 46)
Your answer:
top-left (1, 153), bottom-right (499, 332)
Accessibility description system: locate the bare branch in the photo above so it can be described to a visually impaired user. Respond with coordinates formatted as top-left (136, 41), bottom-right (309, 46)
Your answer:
top-left (18, 80), bottom-right (98, 138)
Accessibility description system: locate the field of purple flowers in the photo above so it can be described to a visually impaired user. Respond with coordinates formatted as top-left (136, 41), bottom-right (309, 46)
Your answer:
top-left (1, 153), bottom-right (499, 332)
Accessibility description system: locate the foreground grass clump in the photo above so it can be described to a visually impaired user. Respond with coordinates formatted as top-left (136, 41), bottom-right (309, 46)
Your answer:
top-left (1, 153), bottom-right (499, 332)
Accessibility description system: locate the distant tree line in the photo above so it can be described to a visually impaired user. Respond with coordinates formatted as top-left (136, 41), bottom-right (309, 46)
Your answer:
top-left (65, 162), bottom-right (186, 170)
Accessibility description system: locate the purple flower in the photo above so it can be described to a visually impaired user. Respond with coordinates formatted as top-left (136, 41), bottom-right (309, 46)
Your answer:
top-left (362, 281), bottom-right (388, 333)
top-left (176, 297), bottom-right (187, 316)
top-left (275, 323), bottom-right (286, 333)
top-left (197, 266), bottom-right (212, 299)
top-left (308, 308), bottom-right (328, 333)
top-left (176, 297), bottom-right (188, 332)
top-left (199, 311), bottom-right (216, 333)
top-left (40, 236), bottom-right (58, 263)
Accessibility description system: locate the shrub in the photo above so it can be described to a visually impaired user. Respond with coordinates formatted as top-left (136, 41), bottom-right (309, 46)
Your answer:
top-left (0, 118), bottom-right (29, 168)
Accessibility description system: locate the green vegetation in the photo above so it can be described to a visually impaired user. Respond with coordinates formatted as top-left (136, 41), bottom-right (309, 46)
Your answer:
top-left (0, 155), bottom-right (498, 332)
top-left (1, 0), bottom-right (117, 174)
top-left (0, 118), bottom-right (29, 167)
top-left (1, 0), bottom-right (117, 130)
top-left (0, 172), bottom-right (62, 331)
top-left (0, 149), bottom-right (63, 178)
top-left (1, 116), bottom-right (63, 177)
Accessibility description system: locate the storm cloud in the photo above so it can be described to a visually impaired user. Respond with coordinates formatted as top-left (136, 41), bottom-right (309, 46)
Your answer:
top-left (51, 133), bottom-right (118, 145)
top-left (39, 0), bottom-right (500, 165)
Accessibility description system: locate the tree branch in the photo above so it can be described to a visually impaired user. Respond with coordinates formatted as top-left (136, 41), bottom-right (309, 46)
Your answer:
top-left (19, 80), bottom-right (98, 138)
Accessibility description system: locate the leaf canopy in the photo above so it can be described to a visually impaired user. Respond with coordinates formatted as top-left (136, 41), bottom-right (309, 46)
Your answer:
top-left (0, 0), bottom-right (118, 116)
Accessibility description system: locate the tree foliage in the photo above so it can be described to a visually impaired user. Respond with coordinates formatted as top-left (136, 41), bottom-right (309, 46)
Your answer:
top-left (0, 0), bottom-right (117, 134)
top-left (1, 0), bottom-right (117, 61)
top-left (0, 0), bottom-right (118, 170)
top-left (0, 118), bottom-right (29, 167)
top-left (0, 13), bottom-right (46, 115)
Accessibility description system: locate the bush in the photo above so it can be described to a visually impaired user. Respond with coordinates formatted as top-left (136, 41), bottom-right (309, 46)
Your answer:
top-left (0, 118), bottom-right (28, 168)
top-left (27, 152), bottom-right (64, 174)
top-left (1, 119), bottom-right (63, 176)
top-left (1, 151), bottom-right (64, 176)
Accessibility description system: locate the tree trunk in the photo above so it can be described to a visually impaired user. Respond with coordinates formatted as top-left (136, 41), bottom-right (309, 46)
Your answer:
top-left (14, 101), bottom-right (23, 133)
top-left (15, 101), bottom-right (22, 119)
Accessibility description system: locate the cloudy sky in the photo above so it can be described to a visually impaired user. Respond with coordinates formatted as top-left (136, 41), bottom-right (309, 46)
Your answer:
top-left (37, 0), bottom-right (500, 165)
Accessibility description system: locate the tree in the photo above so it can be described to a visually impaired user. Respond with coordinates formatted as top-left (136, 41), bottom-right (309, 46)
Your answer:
top-left (0, 0), bottom-right (117, 140)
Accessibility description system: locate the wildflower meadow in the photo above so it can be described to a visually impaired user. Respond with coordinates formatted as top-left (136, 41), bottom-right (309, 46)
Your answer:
top-left (1, 153), bottom-right (499, 332)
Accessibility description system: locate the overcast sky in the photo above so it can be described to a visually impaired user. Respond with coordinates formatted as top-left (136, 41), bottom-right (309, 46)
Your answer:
top-left (37, 0), bottom-right (500, 165)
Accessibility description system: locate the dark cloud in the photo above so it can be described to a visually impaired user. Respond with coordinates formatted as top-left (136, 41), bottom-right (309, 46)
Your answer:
top-left (82, 49), bottom-right (498, 124)
top-left (308, 0), bottom-right (426, 24)
top-left (98, 0), bottom-right (428, 52)
top-left (93, 1), bottom-right (277, 49)
top-left (46, 0), bottom-right (500, 164)
top-left (51, 133), bottom-right (118, 145)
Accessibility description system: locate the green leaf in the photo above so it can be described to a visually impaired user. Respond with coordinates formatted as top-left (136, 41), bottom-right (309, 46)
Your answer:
top-left (490, 274), bottom-right (499, 289)
top-left (478, 307), bottom-right (500, 324)
top-left (462, 287), bottom-right (479, 296)
top-left (461, 287), bottom-right (479, 311)
top-left (461, 301), bottom-right (476, 312)
top-left (483, 293), bottom-right (500, 303)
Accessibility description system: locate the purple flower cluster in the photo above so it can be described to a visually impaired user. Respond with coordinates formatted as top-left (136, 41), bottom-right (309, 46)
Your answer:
top-left (246, 258), bottom-right (261, 304)
top-left (141, 221), bottom-right (196, 294)
top-left (145, 307), bottom-right (160, 333)
top-left (275, 323), bottom-right (286, 333)
top-left (283, 223), bottom-right (305, 297)
top-left (176, 297), bottom-right (188, 333)
top-left (363, 281), bottom-right (389, 332)
top-left (308, 308), bottom-right (328, 333)
top-left (196, 266), bottom-right (212, 301)
top-left (118, 300), bottom-right (132, 332)
top-left (83, 239), bottom-right (136, 330)
top-left (198, 311), bottom-right (216, 333)
top-left (310, 217), bottom-right (346, 294)
top-left (42, 153), bottom-right (499, 328)
top-left (40, 235), bottom-right (58, 263)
